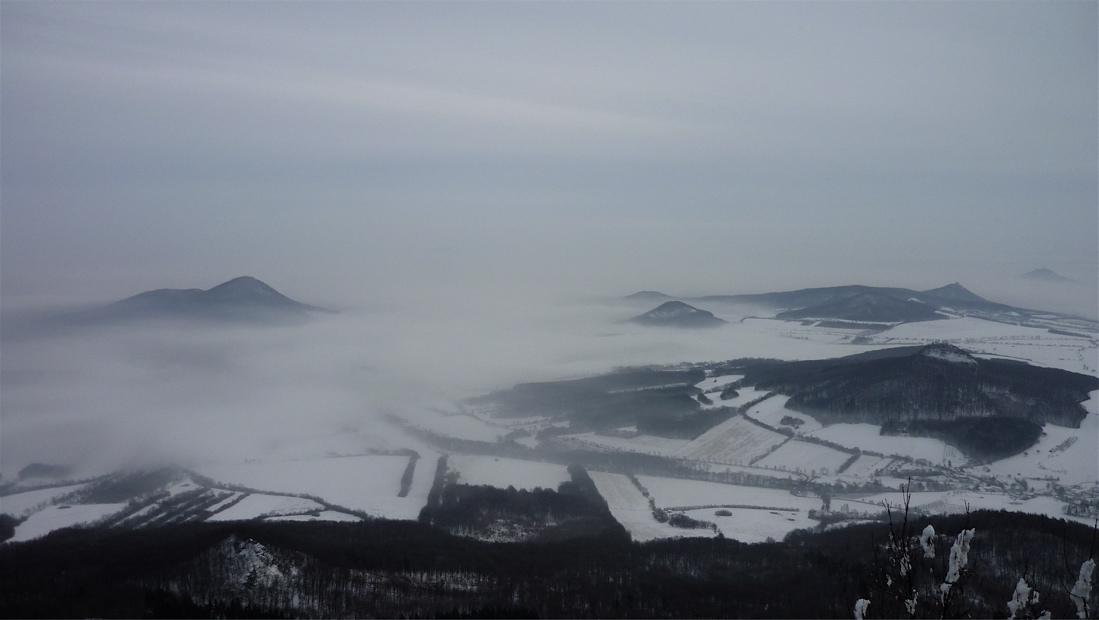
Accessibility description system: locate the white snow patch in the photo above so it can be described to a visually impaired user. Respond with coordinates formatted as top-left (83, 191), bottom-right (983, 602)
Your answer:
top-left (558, 432), bottom-right (690, 458)
top-left (754, 440), bottom-right (854, 475)
top-left (923, 348), bottom-right (977, 365)
top-left (674, 415), bottom-right (787, 464)
top-left (197, 453), bottom-right (434, 521)
top-left (807, 423), bottom-right (963, 466)
top-left (687, 506), bottom-right (817, 544)
top-left (9, 502), bottom-right (127, 543)
top-left (447, 455), bottom-right (571, 491)
top-left (206, 494), bottom-right (327, 521)
top-left (638, 476), bottom-right (817, 511)
top-left (588, 471), bottom-right (715, 543)
top-left (744, 395), bottom-right (823, 433)
top-left (0, 483), bottom-right (89, 518)
top-left (980, 391), bottom-right (1099, 486)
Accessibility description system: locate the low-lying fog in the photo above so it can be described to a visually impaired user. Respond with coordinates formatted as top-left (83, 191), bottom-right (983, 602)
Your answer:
top-left (4, 272), bottom-right (1095, 481)
top-left (0, 290), bottom-right (745, 478)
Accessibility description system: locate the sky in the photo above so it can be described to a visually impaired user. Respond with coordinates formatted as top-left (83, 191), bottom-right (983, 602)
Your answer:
top-left (2, 1), bottom-right (1096, 310)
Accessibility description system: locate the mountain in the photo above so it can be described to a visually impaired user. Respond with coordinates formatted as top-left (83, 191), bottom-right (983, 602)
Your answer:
top-left (1019, 268), bottom-right (1078, 284)
top-left (88, 276), bottom-right (329, 325)
top-left (775, 291), bottom-right (945, 323)
top-left (919, 282), bottom-right (987, 303)
top-left (622, 291), bottom-right (676, 303)
top-left (629, 301), bottom-right (726, 328)
top-left (736, 343), bottom-right (1098, 460)
top-left (693, 284), bottom-right (913, 310)
top-left (683, 282), bottom-right (1076, 326)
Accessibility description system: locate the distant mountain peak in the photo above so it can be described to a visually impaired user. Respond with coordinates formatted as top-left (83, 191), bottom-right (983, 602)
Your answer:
top-left (920, 282), bottom-right (986, 303)
top-left (1019, 268), bottom-right (1077, 284)
top-left (205, 276), bottom-right (295, 303)
top-left (776, 291), bottom-right (944, 324)
top-left (96, 276), bottom-right (327, 325)
top-left (623, 291), bottom-right (675, 302)
top-left (630, 301), bottom-right (726, 328)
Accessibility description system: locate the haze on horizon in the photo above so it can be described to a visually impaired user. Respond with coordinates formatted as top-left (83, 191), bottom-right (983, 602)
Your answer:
top-left (1, 2), bottom-right (1097, 477)
top-left (2, 1), bottom-right (1096, 310)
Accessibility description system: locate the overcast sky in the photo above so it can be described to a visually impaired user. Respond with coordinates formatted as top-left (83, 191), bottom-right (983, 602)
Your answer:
top-left (2, 1), bottom-right (1096, 308)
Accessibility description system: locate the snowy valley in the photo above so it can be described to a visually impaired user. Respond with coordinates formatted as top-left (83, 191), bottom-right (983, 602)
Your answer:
top-left (2, 282), bottom-right (1097, 618)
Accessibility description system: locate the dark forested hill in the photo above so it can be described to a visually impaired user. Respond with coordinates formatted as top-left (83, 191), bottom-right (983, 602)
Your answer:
top-left (736, 343), bottom-right (1098, 460)
top-left (629, 301), bottom-right (726, 328)
top-left (1, 510), bottom-right (1095, 619)
top-left (775, 291), bottom-right (945, 323)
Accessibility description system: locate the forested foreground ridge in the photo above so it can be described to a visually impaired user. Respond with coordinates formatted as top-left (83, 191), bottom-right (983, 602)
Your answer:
top-left (1, 509), bottom-right (1095, 618)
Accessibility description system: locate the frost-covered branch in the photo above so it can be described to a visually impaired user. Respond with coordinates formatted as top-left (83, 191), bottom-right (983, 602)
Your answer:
top-left (1070, 558), bottom-right (1095, 619)
top-left (1007, 577), bottom-right (1046, 620)
top-left (919, 525), bottom-right (936, 559)
top-left (854, 598), bottom-right (871, 620)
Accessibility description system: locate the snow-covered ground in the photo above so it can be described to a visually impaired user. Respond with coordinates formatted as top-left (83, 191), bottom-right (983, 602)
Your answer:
top-left (696, 374), bottom-right (743, 393)
top-left (0, 483), bottom-right (90, 518)
top-left (754, 440), bottom-right (853, 475)
top-left (558, 432), bottom-right (689, 458)
top-left (447, 455), bottom-right (571, 491)
top-left (806, 424), bottom-right (964, 466)
top-left (842, 489), bottom-right (1098, 527)
top-left (9, 502), bottom-right (127, 543)
top-left (685, 507), bottom-right (818, 544)
top-left (862, 316), bottom-right (1095, 375)
top-left (634, 476), bottom-right (822, 544)
top-left (976, 390), bottom-right (1099, 487)
top-left (205, 494), bottom-right (329, 522)
top-left (197, 453), bottom-right (435, 521)
top-left (588, 471), bottom-right (715, 543)
top-left (836, 454), bottom-right (897, 478)
top-left (637, 476), bottom-right (818, 512)
top-left (744, 395), bottom-right (823, 433)
top-left (674, 415), bottom-right (788, 464)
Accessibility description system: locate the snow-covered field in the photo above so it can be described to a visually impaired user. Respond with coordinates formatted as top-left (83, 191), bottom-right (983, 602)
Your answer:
top-left (447, 455), bottom-right (571, 491)
top-left (744, 395), bottom-right (823, 433)
top-left (977, 391), bottom-right (1098, 487)
top-left (634, 475), bottom-right (822, 544)
top-left (753, 440), bottom-right (853, 475)
top-left (843, 489), bottom-right (1098, 527)
top-left (197, 453), bottom-right (434, 520)
top-left (205, 494), bottom-right (329, 522)
top-left (558, 432), bottom-right (689, 458)
top-left (588, 471), bottom-right (715, 543)
top-left (0, 483), bottom-right (89, 518)
top-left (685, 507), bottom-right (818, 544)
top-left (637, 476), bottom-right (818, 512)
top-left (674, 415), bottom-right (788, 464)
top-left (9, 502), bottom-right (127, 543)
top-left (836, 454), bottom-right (896, 478)
top-left (696, 374), bottom-right (743, 393)
top-left (862, 317), bottom-right (1096, 375)
top-left (709, 385), bottom-right (774, 410)
top-left (806, 424), bottom-right (964, 466)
